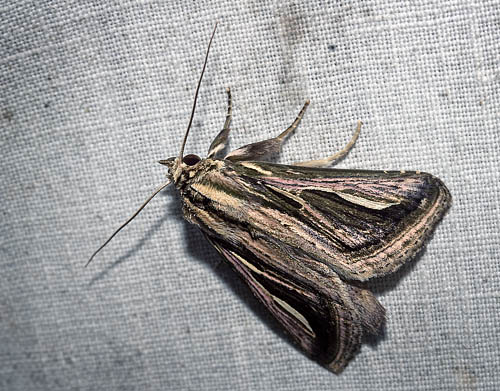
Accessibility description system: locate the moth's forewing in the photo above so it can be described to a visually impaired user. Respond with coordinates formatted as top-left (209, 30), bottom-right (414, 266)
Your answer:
top-left (178, 159), bottom-right (450, 372)
top-left (205, 235), bottom-right (384, 373)
top-left (225, 161), bottom-right (451, 281)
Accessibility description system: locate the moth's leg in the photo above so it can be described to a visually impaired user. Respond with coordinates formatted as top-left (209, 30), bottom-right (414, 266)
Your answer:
top-left (275, 99), bottom-right (310, 142)
top-left (294, 121), bottom-right (361, 167)
top-left (207, 87), bottom-right (232, 158)
top-left (225, 100), bottom-right (310, 162)
top-left (223, 87), bottom-right (232, 133)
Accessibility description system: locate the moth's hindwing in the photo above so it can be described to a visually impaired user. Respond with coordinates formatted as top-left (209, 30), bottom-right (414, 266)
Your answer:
top-left (180, 159), bottom-right (450, 371)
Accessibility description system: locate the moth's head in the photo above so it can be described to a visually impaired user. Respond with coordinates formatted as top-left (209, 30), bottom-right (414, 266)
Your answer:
top-left (159, 154), bottom-right (203, 184)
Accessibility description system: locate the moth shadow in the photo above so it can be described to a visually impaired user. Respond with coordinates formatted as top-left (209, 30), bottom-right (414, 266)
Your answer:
top-left (357, 245), bottom-right (430, 348)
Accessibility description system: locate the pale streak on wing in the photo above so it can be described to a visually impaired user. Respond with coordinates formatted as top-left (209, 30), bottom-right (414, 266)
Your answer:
top-left (333, 191), bottom-right (400, 210)
top-left (240, 162), bottom-right (273, 176)
top-left (288, 184), bottom-right (400, 209)
top-left (190, 183), bottom-right (242, 208)
top-left (264, 184), bottom-right (306, 207)
top-left (272, 296), bottom-right (315, 337)
top-left (231, 249), bottom-right (315, 337)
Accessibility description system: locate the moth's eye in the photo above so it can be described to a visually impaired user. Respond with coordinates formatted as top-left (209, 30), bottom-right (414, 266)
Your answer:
top-left (182, 154), bottom-right (201, 166)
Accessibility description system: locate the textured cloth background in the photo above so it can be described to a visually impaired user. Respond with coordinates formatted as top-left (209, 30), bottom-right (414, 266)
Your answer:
top-left (1, 1), bottom-right (499, 390)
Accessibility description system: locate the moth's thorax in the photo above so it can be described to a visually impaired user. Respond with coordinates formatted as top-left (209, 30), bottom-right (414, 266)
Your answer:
top-left (171, 158), bottom-right (223, 192)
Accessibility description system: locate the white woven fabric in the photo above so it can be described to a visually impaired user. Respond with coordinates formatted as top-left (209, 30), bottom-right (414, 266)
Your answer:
top-left (1, 1), bottom-right (499, 390)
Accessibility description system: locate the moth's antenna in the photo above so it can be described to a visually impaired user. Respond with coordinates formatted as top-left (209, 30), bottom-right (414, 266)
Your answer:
top-left (178, 22), bottom-right (218, 159)
top-left (85, 179), bottom-right (171, 267)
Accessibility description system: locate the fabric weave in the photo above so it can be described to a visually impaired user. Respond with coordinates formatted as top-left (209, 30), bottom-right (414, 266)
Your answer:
top-left (1, 1), bottom-right (498, 390)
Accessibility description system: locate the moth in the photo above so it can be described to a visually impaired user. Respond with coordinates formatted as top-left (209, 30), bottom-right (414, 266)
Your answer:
top-left (87, 25), bottom-right (451, 373)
